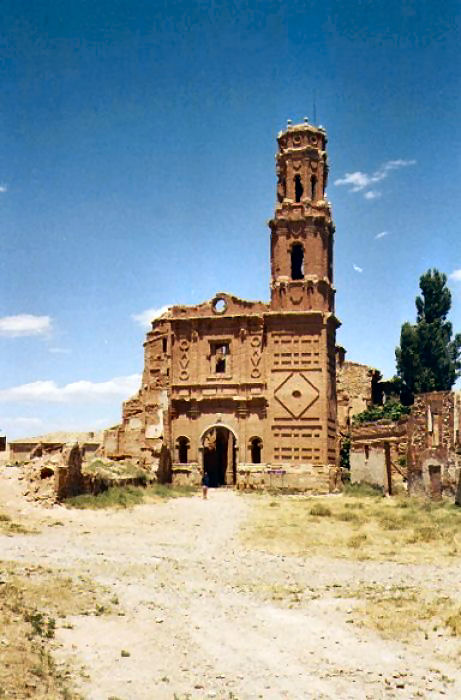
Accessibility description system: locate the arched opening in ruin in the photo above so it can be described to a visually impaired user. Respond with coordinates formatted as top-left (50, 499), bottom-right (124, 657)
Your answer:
top-left (294, 174), bottom-right (303, 202)
top-left (176, 436), bottom-right (190, 464)
top-left (202, 426), bottom-right (236, 487)
top-left (40, 466), bottom-right (54, 479)
top-left (249, 437), bottom-right (262, 464)
top-left (291, 243), bottom-right (304, 280)
top-left (310, 175), bottom-right (317, 200)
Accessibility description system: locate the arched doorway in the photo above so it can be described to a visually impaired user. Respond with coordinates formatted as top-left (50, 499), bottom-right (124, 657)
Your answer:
top-left (202, 426), bottom-right (236, 487)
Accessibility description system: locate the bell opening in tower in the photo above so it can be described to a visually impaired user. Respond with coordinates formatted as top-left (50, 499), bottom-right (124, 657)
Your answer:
top-left (291, 243), bottom-right (304, 280)
top-left (294, 174), bottom-right (303, 202)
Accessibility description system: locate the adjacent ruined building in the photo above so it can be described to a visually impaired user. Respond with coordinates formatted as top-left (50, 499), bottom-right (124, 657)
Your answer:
top-left (407, 391), bottom-right (461, 500)
top-left (349, 390), bottom-right (461, 500)
top-left (105, 120), bottom-right (340, 492)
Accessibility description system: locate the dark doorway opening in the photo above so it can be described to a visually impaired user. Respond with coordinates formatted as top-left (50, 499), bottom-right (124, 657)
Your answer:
top-left (428, 464), bottom-right (442, 500)
top-left (203, 426), bottom-right (236, 487)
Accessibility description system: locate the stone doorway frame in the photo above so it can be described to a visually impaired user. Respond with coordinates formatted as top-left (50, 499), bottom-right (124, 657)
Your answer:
top-left (199, 423), bottom-right (239, 487)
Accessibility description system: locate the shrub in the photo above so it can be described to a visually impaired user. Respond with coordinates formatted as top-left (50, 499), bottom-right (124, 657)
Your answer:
top-left (348, 533), bottom-right (367, 548)
top-left (352, 400), bottom-right (410, 425)
top-left (343, 483), bottom-right (383, 498)
top-left (309, 503), bottom-right (331, 517)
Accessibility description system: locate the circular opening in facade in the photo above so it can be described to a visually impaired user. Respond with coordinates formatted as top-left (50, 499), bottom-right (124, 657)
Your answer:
top-left (212, 297), bottom-right (227, 314)
top-left (292, 390), bottom-right (302, 398)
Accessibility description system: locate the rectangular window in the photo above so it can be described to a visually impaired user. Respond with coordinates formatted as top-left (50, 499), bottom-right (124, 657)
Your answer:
top-left (211, 342), bottom-right (230, 374)
top-left (432, 414), bottom-right (440, 446)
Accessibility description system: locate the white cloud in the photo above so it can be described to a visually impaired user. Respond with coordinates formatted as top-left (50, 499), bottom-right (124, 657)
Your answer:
top-left (49, 347), bottom-right (71, 354)
top-left (0, 374), bottom-right (141, 403)
top-left (0, 314), bottom-right (52, 337)
top-left (448, 269), bottom-right (461, 282)
top-left (334, 171), bottom-right (371, 191)
top-left (353, 264), bottom-right (363, 273)
top-left (132, 305), bottom-right (171, 329)
top-left (375, 231), bottom-right (390, 239)
top-left (364, 190), bottom-right (381, 200)
top-left (0, 416), bottom-right (43, 432)
top-left (334, 159), bottom-right (416, 195)
top-left (0, 184), bottom-right (7, 193)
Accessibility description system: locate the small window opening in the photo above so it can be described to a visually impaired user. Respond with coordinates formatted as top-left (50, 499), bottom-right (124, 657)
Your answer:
top-left (212, 343), bottom-right (230, 374)
top-left (250, 437), bottom-right (262, 464)
top-left (310, 175), bottom-right (317, 200)
top-left (277, 174), bottom-right (286, 203)
top-left (162, 337), bottom-right (167, 353)
top-left (432, 414), bottom-right (440, 447)
top-left (291, 244), bottom-right (304, 280)
top-left (364, 445), bottom-right (370, 460)
top-left (177, 437), bottom-right (190, 464)
top-left (294, 174), bottom-right (303, 202)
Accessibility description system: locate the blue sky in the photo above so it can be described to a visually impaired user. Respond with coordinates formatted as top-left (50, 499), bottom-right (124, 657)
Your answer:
top-left (1, 0), bottom-right (460, 438)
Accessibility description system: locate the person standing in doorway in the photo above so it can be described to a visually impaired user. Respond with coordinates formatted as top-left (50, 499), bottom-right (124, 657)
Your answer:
top-left (202, 471), bottom-right (210, 499)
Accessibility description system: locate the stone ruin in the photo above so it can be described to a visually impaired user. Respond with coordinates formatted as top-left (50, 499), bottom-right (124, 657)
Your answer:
top-left (103, 120), bottom-right (341, 493)
top-left (19, 441), bottom-right (85, 505)
top-left (349, 390), bottom-right (461, 502)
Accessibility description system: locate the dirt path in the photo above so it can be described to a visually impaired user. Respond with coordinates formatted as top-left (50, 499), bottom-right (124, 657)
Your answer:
top-left (1, 467), bottom-right (461, 699)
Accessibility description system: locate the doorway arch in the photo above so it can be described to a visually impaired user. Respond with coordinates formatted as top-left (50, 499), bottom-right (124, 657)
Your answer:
top-left (201, 425), bottom-right (237, 487)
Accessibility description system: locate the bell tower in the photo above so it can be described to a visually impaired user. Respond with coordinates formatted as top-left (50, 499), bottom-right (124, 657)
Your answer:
top-left (265, 119), bottom-right (340, 479)
top-left (269, 119), bottom-right (335, 313)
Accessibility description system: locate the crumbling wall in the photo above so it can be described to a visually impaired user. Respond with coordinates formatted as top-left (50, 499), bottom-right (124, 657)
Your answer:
top-left (55, 444), bottom-right (85, 500)
top-left (103, 318), bottom-right (170, 467)
top-left (236, 464), bottom-right (337, 494)
top-left (407, 391), bottom-right (459, 499)
top-left (350, 419), bottom-right (408, 493)
top-left (21, 442), bottom-right (85, 504)
top-left (336, 353), bottom-right (380, 430)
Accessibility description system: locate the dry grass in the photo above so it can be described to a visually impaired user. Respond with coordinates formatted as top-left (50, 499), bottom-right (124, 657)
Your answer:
top-left (65, 483), bottom-right (197, 509)
top-left (0, 562), bottom-right (116, 698)
top-left (242, 489), bottom-right (461, 563)
top-left (345, 583), bottom-right (461, 642)
top-left (0, 511), bottom-right (37, 536)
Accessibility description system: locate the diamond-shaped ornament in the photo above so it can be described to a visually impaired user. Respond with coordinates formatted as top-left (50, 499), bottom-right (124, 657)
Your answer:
top-left (274, 372), bottom-right (319, 418)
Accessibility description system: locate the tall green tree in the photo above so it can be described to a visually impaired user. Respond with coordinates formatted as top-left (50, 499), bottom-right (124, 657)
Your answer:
top-left (395, 269), bottom-right (461, 404)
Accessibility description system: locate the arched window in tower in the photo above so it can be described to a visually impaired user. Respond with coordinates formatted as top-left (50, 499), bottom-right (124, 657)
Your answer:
top-left (294, 174), bottom-right (303, 203)
top-left (277, 173), bottom-right (286, 203)
top-left (310, 175), bottom-right (317, 201)
top-left (177, 436), bottom-right (190, 464)
top-left (249, 437), bottom-right (262, 464)
top-left (291, 243), bottom-right (304, 280)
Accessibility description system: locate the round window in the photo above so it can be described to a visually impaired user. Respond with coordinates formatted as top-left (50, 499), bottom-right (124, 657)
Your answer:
top-left (212, 297), bottom-right (227, 314)
top-left (292, 390), bottom-right (302, 398)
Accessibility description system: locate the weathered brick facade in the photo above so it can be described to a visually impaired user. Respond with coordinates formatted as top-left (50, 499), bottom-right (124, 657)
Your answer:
top-left (407, 391), bottom-right (460, 499)
top-left (104, 121), bottom-right (340, 492)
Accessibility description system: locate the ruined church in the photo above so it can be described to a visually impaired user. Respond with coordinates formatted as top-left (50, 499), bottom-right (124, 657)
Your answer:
top-left (104, 120), bottom-right (340, 491)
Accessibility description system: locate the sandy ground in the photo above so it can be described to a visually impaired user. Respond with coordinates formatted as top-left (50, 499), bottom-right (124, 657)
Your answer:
top-left (1, 466), bottom-right (461, 700)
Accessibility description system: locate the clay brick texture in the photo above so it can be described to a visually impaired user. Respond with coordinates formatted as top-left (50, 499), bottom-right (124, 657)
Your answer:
top-left (104, 122), bottom-right (340, 492)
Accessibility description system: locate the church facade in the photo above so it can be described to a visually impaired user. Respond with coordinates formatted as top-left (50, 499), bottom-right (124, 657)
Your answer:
top-left (104, 120), bottom-right (340, 492)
